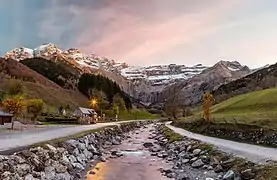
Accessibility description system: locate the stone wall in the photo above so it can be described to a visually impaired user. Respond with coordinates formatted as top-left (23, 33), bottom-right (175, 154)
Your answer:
top-left (0, 121), bottom-right (151, 180)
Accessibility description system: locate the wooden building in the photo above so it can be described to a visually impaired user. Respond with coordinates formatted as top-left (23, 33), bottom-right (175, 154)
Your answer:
top-left (0, 110), bottom-right (12, 125)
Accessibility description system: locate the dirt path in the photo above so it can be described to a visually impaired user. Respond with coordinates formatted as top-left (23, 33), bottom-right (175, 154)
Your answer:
top-left (166, 123), bottom-right (277, 164)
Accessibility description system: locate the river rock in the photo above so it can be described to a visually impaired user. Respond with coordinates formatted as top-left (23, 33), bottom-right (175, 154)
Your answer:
top-left (150, 146), bottom-right (162, 152)
top-left (192, 149), bottom-right (202, 156)
top-left (60, 154), bottom-right (70, 166)
top-left (78, 143), bottom-right (87, 151)
top-left (72, 163), bottom-right (84, 170)
top-left (214, 164), bottom-right (224, 173)
top-left (68, 155), bottom-right (77, 164)
top-left (56, 172), bottom-right (72, 180)
top-left (223, 170), bottom-right (235, 180)
top-left (112, 138), bottom-right (121, 145)
top-left (54, 163), bottom-right (67, 173)
top-left (45, 144), bottom-right (57, 152)
top-left (11, 155), bottom-right (26, 164)
top-left (241, 169), bottom-right (255, 179)
top-left (190, 157), bottom-right (198, 162)
top-left (100, 156), bottom-right (106, 162)
top-left (24, 174), bottom-right (39, 180)
top-left (15, 163), bottom-right (31, 177)
top-left (191, 159), bottom-right (204, 168)
top-left (83, 149), bottom-right (93, 159)
top-left (143, 142), bottom-right (154, 148)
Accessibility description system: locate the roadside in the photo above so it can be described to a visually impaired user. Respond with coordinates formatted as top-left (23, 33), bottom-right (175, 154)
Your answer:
top-left (0, 119), bottom-right (153, 153)
top-left (166, 123), bottom-right (277, 164)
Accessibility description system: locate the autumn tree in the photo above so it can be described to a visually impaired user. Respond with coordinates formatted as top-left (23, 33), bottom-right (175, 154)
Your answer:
top-left (26, 99), bottom-right (44, 122)
top-left (203, 92), bottom-right (214, 122)
top-left (2, 95), bottom-right (25, 129)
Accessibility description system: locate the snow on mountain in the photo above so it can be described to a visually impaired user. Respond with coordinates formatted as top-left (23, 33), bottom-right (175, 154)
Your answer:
top-left (33, 43), bottom-right (63, 57)
top-left (120, 64), bottom-right (209, 86)
top-left (64, 48), bottom-right (100, 69)
top-left (3, 43), bottom-right (209, 87)
top-left (4, 47), bottom-right (34, 60)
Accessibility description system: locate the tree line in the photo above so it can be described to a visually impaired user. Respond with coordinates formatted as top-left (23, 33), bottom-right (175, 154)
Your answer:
top-left (78, 73), bottom-right (132, 109)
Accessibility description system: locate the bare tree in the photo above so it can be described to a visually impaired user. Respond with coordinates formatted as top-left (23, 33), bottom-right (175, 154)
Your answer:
top-left (163, 83), bottom-right (184, 120)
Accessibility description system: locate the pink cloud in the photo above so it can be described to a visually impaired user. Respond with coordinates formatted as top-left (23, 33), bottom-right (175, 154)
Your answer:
top-left (73, 1), bottom-right (244, 65)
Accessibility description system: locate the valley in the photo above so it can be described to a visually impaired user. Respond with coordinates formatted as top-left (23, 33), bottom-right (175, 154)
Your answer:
top-left (2, 43), bottom-right (277, 179)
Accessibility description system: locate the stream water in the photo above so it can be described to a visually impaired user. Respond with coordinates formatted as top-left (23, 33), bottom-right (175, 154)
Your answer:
top-left (85, 125), bottom-right (172, 180)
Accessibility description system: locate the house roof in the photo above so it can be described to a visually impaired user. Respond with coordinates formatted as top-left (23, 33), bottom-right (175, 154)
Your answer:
top-left (0, 110), bottom-right (13, 117)
top-left (78, 107), bottom-right (97, 115)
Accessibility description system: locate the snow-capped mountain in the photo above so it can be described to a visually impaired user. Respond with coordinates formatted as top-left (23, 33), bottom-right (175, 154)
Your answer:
top-left (3, 43), bottom-right (209, 87)
top-left (121, 64), bottom-right (208, 86)
top-left (4, 47), bottom-right (34, 60)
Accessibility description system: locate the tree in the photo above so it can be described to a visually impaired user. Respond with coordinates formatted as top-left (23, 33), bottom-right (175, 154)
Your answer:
top-left (203, 92), bottom-right (214, 122)
top-left (5, 78), bottom-right (24, 96)
top-left (2, 95), bottom-right (25, 129)
top-left (113, 103), bottom-right (119, 120)
top-left (163, 84), bottom-right (183, 120)
top-left (112, 94), bottom-right (126, 111)
top-left (89, 89), bottom-right (109, 111)
top-left (26, 99), bottom-right (44, 122)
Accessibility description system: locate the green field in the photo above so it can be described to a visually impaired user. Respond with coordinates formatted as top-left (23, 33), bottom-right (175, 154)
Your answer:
top-left (103, 108), bottom-right (160, 121)
top-left (182, 88), bottom-right (277, 129)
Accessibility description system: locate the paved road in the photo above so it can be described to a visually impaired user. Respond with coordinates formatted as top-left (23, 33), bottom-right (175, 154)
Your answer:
top-left (0, 120), bottom-right (142, 153)
top-left (166, 123), bottom-right (277, 164)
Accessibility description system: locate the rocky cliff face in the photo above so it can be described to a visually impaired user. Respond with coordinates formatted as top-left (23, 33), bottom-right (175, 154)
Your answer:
top-left (212, 61), bottom-right (277, 103)
top-left (157, 61), bottom-right (252, 107)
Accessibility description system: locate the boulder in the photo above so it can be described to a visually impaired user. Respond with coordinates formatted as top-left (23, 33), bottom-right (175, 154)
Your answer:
top-left (72, 163), bottom-right (84, 170)
top-left (24, 174), bottom-right (39, 180)
top-left (15, 163), bottom-right (31, 177)
top-left (192, 149), bottom-right (202, 156)
top-left (54, 163), bottom-right (67, 173)
top-left (191, 159), bottom-right (204, 168)
top-left (143, 142), bottom-right (154, 148)
top-left (241, 169), bottom-right (255, 180)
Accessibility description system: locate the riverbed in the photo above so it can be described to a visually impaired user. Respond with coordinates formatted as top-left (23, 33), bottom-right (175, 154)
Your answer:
top-left (85, 125), bottom-right (172, 180)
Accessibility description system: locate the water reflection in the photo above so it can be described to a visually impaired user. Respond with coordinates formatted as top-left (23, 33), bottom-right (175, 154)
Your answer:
top-left (86, 126), bottom-right (171, 180)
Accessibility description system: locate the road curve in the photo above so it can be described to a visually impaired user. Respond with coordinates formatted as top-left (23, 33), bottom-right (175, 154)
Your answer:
top-left (166, 123), bottom-right (277, 164)
top-left (0, 120), bottom-right (143, 153)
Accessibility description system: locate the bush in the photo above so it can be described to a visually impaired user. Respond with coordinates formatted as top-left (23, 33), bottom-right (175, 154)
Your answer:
top-left (44, 116), bottom-right (78, 124)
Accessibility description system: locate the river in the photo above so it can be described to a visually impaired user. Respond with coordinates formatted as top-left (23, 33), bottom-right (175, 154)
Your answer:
top-left (85, 125), bottom-right (172, 180)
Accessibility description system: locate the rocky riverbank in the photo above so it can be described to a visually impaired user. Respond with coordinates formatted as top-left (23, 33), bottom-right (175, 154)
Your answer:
top-left (151, 123), bottom-right (277, 180)
top-left (173, 119), bottom-right (277, 147)
top-left (0, 121), bottom-right (152, 180)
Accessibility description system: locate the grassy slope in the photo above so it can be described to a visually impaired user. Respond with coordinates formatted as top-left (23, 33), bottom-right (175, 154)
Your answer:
top-left (103, 109), bottom-right (159, 121)
top-left (183, 88), bottom-right (277, 129)
top-left (0, 78), bottom-right (89, 109)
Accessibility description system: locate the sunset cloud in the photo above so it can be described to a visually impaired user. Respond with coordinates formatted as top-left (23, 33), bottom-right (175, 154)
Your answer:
top-left (1, 0), bottom-right (277, 68)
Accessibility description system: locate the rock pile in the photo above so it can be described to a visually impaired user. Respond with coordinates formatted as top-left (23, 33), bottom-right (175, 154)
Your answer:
top-left (0, 121), bottom-right (151, 180)
top-left (149, 124), bottom-right (257, 180)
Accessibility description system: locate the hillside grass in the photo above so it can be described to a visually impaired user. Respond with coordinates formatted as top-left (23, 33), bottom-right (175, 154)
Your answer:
top-left (0, 77), bottom-right (89, 109)
top-left (181, 88), bottom-right (277, 129)
top-left (103, 109), bottom-right (159, 121)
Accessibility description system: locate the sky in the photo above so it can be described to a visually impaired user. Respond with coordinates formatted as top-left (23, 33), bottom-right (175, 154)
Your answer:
top-left (1, 0), bottom-right (277, 68)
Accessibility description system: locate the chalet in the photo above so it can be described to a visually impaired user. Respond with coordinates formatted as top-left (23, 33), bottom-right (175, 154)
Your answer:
top-left (73, 107), bottom-right (98, 123)
top-left (0, 110), bottom-right (12, 125)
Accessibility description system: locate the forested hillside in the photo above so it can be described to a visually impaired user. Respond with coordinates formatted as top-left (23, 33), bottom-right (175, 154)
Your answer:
top-left (78, 73), bottom-right (132, 109)
top-left (21, 57), bottom-right (81, 90)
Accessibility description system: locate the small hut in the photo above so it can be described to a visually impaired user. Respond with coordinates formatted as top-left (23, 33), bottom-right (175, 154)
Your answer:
top-left (0, 110), bottom-right (12, 125)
